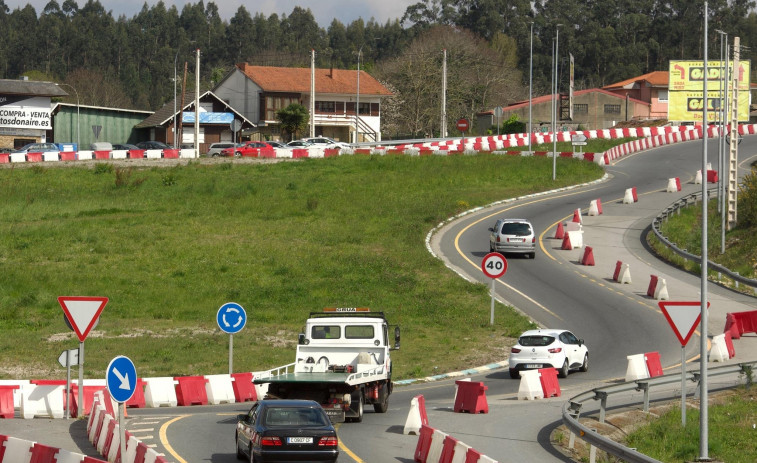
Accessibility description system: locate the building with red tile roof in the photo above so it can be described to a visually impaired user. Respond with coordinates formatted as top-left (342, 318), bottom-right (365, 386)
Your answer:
top-left (214, 63), bottom-right (392, 144)
top-left (603, 71), bottom-right (670, 120)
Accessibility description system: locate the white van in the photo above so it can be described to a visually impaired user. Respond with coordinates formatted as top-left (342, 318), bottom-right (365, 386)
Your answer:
top-left (207, 142), bottom-right (237, 157)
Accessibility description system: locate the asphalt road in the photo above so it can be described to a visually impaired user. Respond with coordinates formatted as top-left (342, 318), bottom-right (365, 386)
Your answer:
top-left (7, 136), bottom-right (757, 462)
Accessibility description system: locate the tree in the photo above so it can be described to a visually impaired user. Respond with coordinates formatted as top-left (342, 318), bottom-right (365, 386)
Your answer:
top-left (276, 103), bottom-right (310, 141)
top-left (375, 25), bottom-right (525, 138)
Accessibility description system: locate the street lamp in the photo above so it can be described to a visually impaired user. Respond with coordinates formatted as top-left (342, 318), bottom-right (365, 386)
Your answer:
top-left (529, 21), bottom-right (534, 154)
top-left (356, 44), bottom-right (363, 144)
top-left (56, 83), bottom-right (79, 149)
top-left (552, 24), bottom-right (561, 181)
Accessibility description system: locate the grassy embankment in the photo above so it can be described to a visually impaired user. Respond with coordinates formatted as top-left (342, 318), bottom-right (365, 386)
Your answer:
top-left (0, 152), bottom-right (611, 381)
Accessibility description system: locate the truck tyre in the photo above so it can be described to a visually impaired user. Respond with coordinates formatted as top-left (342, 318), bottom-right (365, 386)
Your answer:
top-left (373, 384), bottom-right (389, 413)
top-left (348, 389), bottom-right (363, 422)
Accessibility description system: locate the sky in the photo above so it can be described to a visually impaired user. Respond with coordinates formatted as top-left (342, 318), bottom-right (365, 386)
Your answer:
top-left (4, 0), bottom-right (418, 26)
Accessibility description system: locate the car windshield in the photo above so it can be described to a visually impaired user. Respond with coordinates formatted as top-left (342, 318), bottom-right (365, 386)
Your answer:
top-left (501, 223), bottom-right (531, 236)
top-left (264, 407), bottom-right (328, 426)
top-left (519, 335), bottom-right (555, 347)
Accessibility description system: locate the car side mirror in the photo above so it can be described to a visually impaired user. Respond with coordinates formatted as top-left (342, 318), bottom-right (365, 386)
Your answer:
top-left (237, 414), bottom-right (247, 422)
top-left (578, 339), bottom-right (584, 346)
top-left (488, 227), bottom-right (494, 232)
top-left (393, 326), bottom-right (401, 350)
top-left (298, 333), bottom-right (306, 345)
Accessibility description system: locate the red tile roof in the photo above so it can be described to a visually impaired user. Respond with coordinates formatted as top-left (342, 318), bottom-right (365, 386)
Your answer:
top-left (236, 63), bottom-right (392, 96)
top-left (604, 71), bottom-right (669, 89)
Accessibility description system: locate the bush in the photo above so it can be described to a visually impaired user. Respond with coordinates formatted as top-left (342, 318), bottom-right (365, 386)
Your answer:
top-left (738, 166), bottom-right (757, 227)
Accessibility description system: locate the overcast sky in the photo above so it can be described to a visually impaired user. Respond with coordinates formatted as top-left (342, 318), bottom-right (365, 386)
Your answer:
top-left (4, 0), bottom-right (417, 26)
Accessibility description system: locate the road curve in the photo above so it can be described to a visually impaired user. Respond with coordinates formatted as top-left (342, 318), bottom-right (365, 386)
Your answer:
top-left (108, 138), bottom-right (757, 462)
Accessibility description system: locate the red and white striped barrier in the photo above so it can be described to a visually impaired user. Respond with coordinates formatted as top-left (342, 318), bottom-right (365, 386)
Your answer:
top-left (413, 424), bottom-right (499, 463)
top-left (625, 351), bottom-right (664, 381)
top-left (0, 434), bottom-right (108, 463)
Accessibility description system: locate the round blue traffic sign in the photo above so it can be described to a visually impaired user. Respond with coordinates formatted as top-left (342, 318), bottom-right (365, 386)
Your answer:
top-left (106, 356), bottom-right (137, 403)
top-left (217, 302), bottom-right (247, 334)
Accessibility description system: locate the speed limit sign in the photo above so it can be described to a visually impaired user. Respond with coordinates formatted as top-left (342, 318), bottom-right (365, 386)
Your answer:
top-left (481, 252), bottom-right (508, 279)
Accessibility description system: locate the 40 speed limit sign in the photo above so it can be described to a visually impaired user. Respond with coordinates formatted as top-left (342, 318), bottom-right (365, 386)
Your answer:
top-left (481, 252), bottom-right (508, 279)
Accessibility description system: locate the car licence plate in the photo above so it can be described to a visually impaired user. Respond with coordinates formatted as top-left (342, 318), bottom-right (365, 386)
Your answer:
top-left (287, 437), bottom-right (313, 444)
top-left (526, 364), bottom-right (540, 368)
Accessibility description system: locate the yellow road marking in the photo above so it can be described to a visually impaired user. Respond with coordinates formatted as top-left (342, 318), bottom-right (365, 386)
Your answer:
top-left (159, 415), bottom-right (190, 463)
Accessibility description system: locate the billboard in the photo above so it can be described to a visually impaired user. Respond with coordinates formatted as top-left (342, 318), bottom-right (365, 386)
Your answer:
top-left (0, 96), bottom-right (52, 130)
top-left (668, 60), bottom-right (751, 122)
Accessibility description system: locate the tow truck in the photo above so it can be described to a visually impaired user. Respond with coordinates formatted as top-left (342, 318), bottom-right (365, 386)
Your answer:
top-left (254, 308), bottom-right (400, 423)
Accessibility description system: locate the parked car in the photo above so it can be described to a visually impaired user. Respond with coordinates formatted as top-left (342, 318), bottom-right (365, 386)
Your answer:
top-left (235, 400), bottom-right (339, 462)
top-left (135, 141), bottom-right (170, 150)
top-left (489, 218), bottom-right (536, 259)
top-left (301, 136), bottom-right (351, 149)
top-left (508, 329), bottom-right (589, 379)
top-left (11, 142), bottom-right (60, 154)
top-left (112, 144), bottom-right (140, 151)
top-left (220, 141), bottom-right (275, 157)
top-left (286, 140), bottom-right (314, 148)
top-left (267, 141), bottom-right (290, 149)
top-left (89, 142), bottom-right (113, 151)
top-left (207, 142), bottom-right (238, 157)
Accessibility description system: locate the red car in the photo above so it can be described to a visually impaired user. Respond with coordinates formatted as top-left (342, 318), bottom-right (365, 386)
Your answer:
top-left (220, 141), bottom-right (275, 157)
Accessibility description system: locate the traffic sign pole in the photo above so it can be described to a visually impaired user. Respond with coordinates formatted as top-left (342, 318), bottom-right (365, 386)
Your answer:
top-left (481, 253), bottom-right (508, 325)
top-left (78, 341), bottom-right (83, 420)
top-left (217, 302), bottom-right (247, 375)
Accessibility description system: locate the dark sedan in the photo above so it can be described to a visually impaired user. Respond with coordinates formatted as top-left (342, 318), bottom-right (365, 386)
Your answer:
top-left (235, 400), bottom-right (339, 462)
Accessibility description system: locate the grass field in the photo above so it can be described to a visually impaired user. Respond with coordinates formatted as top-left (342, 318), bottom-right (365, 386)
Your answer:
top-left (0, 154), bottom-right (603, 381)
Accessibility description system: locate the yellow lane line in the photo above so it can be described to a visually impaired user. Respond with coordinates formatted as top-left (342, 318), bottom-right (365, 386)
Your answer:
top-left (159, 415), bottom-right (190, 463)
top-left (334, 423), bottom-right (365, 462)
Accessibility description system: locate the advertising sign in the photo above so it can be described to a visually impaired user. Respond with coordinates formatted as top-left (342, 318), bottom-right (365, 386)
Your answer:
top-left (0, 96), bottom-right (52, 130)
top-left (668, 60), bottom-right (751, 122)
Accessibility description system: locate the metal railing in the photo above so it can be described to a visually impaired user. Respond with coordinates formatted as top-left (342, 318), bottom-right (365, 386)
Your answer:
top-left (561, 361), bottom-right (756, 463)
top-left (651, 188), bottom-right (757, 290)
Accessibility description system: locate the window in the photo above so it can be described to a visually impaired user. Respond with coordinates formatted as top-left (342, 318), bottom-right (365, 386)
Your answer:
top-left (657, 90), bottom-right (668, 102)
top-left (264, 95), bottom-right (298, 121)
top-left (573, 104), bottom-right (588, 114)
top-left (358, 102), bottom-right (370, 115)
top-left (604, 104), bottom-right (621, 114)
top-left (311, 325), bottom-right (340, 339)
top-left (316, 101), bottom-right (336, 113)
top-left (345, 325), bottom-right (375, 339)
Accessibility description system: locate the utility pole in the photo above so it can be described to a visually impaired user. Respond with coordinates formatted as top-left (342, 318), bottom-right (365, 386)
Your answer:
top-left (440, 49), bottom-right (447, 138)
top-left (310, 50), bottom-right (315, 138)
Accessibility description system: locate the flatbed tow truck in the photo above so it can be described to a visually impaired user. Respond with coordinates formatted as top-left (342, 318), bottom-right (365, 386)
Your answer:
top-left (254, 308), bottom-right (400, 423)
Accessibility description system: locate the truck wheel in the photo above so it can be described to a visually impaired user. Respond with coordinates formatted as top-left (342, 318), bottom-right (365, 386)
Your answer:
top-left (373, 384), bottom-right (389, 413)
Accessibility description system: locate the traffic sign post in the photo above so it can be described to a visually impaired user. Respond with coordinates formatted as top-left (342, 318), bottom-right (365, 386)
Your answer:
top-left (107, 356), bottom-right (137, 462)
top-left (58, 296), bottom-right (108, 421)
top-left (217, 302), bottom-right (247, 374)
top-left (481, 252), bottom-right (508, 325)
top-left (58, 348), bottom-right (79, 419)
top-left (658, 300), bottom-right (709, 426)
top-left (456, 118), bottom-right (470, 150)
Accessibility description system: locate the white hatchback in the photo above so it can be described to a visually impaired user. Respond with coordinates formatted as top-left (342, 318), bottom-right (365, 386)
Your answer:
top-left (489, 218), bottom-right (536, 259)
top-left (508, 329), bottom-right (588, 379)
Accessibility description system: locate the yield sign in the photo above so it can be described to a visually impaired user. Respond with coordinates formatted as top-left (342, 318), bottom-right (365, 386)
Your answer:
top-left (58, 296), bottom-right (109, 342)
top-left (658, 301), bottom-right (709, 346)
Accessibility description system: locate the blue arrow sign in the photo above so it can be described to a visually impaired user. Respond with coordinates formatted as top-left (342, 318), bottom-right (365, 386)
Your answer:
top-left (106, 356), bottom-right (137, 403)
top-left (217, 302), bottom-right (247, 334)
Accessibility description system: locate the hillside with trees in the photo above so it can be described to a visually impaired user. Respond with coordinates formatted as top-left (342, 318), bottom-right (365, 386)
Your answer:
top-left (1, 0), bottom-right (756, 136)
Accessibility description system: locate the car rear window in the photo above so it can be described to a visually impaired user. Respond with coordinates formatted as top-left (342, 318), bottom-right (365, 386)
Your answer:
top-left (500, 223), bottom-right (532, 236)
top-left (519, 335), bottom-right (555, 346)
top-left (264, 407), bottom-right (329, 426)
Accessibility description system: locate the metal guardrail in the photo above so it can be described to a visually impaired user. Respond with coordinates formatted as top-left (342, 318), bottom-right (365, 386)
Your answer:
top-left (651, 188), bottom-right (757, 289)
top-left (561, 361), bottom-right (757, 463)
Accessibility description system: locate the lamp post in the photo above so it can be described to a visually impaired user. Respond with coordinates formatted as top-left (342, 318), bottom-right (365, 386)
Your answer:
top-left (529, 21), bottom-right (534, 154)
top-left (552, 24), bottom-right (561, 181)
top-left (174, 49), bottom-right (180, 148)
top-left (356, 44), bottom-right (363, 144)
top-left (57, 83), bottom-right (79, 149)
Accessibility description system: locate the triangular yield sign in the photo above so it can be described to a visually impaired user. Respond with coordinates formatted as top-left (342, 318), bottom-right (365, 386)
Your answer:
top-left (58, 296), bottom-right (108, 342)
top-left (658, 300), bottom-right (709, 346)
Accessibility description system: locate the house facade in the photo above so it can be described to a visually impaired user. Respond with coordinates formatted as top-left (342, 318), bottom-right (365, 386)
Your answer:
top-left (213, 63), bottom-right (393, 143)
top-left (479, 88), bottom-right (652, 133)
top-left (602, 71), bottom-right (670, 120)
